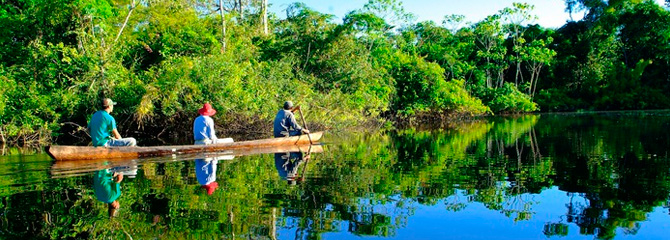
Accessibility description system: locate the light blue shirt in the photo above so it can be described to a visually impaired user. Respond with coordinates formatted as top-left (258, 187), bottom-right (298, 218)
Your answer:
top-left (195, 159), bottom-right (217, 185)
top-left (193, 115), bottom-right (217, 141)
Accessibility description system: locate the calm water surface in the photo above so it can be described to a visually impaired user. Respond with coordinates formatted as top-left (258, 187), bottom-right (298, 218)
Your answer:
top-left (1, 111), bottom-right (669, 239)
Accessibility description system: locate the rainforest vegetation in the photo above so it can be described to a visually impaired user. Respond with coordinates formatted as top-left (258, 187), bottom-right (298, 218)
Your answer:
top-left (0, 0), bottom-right (669, 144)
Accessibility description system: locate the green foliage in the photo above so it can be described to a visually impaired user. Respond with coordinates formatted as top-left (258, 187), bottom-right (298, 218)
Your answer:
top-left (1, 0), bottom-right (670, 143)
top-left (433, 79), bottom-right (491, 115)
top-left (408, 21), bottom-right (475, 80)
top-left (471, 83), bottom-right (538, 113)
top-left (0, 67), bottom-right (10, 121)
top-left (594, 59), bottom-right (670, 109)
top-left (535, 88), bottom-right (583, 112)
top-left (546, 0), bottom-right (670, 111)
top-left (0, 0), bottom-right (82, 65)
top-left (381, 51), bottom-right (489, 116)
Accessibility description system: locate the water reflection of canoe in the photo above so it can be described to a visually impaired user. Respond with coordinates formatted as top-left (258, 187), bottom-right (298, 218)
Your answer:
top-left (50, 144), bottom-right (323, 178)
top-left (46, 132), bottom-right (323, 161)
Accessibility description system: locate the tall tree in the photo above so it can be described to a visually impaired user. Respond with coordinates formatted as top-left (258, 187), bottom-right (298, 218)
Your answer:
top-left (473, 15), bottom-right (507, 88)
top-left (499, 3), bottom-right (537, 86)
top-left (361, 0), bottom-right (414, 32)
top-left (442, 14), bottom-right (466, 33)
top-left (564, 0), bottom-right (608, 21)
top-left (522, 37), bottom-right (556, 97)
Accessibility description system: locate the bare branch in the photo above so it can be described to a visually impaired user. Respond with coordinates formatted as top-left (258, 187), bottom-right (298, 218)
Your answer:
top-left (114, 0), bottom-right (137, 43)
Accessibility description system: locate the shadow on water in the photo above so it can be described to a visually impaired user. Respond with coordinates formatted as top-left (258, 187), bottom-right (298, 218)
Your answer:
top-left (1, 111), bottom-right (670, 239)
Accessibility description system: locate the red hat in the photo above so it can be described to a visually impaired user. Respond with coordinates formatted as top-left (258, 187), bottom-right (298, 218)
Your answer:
top-left (198, 103), bottom-right (216, 116)
top-left (201, 181), bottom-right (218, 195)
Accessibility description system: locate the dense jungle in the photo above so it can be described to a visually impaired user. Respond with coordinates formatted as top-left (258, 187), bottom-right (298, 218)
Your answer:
top-left (0, 0), bottom-right (669, 145)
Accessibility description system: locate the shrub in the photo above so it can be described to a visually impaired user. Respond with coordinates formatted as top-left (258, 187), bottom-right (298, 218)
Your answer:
top-left (471, 83), bottom-right (538, 113)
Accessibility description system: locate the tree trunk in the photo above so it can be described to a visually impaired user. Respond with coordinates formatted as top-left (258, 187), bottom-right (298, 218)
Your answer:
top-left (528, 63), bottom-right (543, 98)
top-left (303, 42), bottom-right (311, 70)
top-left (0, 125), bottom-right (5, 144)
top-left (514, 60), bottom-right (523, 86)
top-left (238, 0), bottom-right (244, 18)
top-left (262, 0), bottom-right (268, 35)
top-left (532, 64), bottom-right (543, 98)
top-left (219, 0), bottom-right (226, 52)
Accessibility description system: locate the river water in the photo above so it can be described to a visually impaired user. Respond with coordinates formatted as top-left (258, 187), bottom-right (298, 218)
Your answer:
top-left (1, 111), bottom-right (669, 239)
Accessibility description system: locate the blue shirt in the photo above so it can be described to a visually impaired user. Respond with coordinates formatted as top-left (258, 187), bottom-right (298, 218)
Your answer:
top-left (195, 159), bottom-right (218, 185)
top-left (274, 152), bottom-right (304, 179)
top-left (88, 110), bottom-right (116, 147)
top-left (193, 115), bottom-right (217, 141)
top-left (273, 110), bottom-right (302, 137)
top-left (93, 169), bottom-right (121, 203)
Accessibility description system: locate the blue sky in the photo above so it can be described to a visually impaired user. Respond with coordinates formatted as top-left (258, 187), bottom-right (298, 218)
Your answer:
top-left (269, 0), bottom-right (667, 28)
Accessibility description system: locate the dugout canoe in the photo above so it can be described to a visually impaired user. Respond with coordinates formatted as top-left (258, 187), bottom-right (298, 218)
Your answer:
top-left (46, 131), bottom-right (323, 161)
top-left (50, 144), bottom-right (324, 178)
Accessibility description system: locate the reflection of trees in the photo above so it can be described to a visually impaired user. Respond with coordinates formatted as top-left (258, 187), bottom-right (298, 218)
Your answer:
top-left (263, 132), bottom-right (413, 238)
top-left (394, 115), bottom-right (549, 222)
top-left (2, 112), bottom-right (670, 239)
top-left (539, 112), bottom-right (670, 239)
top-left (0, 115), bottom-right (546, 239)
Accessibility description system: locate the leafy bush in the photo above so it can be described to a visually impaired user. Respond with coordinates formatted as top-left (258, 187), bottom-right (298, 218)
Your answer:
top-left (434, 79), bottom-right (491, 115)
top-left (471, 83), bottom-right (538, 113)
top-left (382, 51), bottom-right (489, 116)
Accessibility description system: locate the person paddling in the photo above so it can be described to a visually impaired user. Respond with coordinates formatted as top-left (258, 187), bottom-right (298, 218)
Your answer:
top-left (88, 98), bottom-right (137, 147)
top-left (193, 103), bottom-right (233, 145)
top-left (273, 101), bottom-right (310, 138)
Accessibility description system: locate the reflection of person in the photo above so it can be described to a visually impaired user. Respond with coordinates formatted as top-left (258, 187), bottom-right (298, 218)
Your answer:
top-left (88, 98), bottom-right (137, 147)
top-left (196, 158), bottom-right (219, 195)
top-left (273, 101), bottom-right (310, 138)
top-left (274, 151), bottom-right (310, 185)
top-left (193, 103), bottom-right (233, 145)
top-left (93, 169), bottom-right (123, 217)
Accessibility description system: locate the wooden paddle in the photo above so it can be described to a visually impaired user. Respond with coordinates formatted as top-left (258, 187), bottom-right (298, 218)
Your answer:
top-left (298, 144), bottom-right (312, 182)
top-left (295, 106), bottom-right (312, 144)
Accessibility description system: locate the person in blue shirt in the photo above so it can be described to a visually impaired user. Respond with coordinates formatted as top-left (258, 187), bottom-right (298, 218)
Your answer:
top-left (93, 169), bottom-right (123, 217)
top-left (88, 98), bottom-right (137, 147)
top-left (273, 101), bottom-right (310, 138)
top-left (193, 103), bottom-right (233, 145)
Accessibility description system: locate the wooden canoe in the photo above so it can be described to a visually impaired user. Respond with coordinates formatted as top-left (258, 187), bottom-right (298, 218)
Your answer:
top-left (47, 131), bottom-right (323, 161)
top-left (50, 144), bottom-right (324, 178)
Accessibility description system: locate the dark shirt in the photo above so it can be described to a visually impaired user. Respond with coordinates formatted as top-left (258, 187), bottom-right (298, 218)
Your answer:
top-left (274, 152), bottom-right (304, 179)
top-left (273, 109), bottom-right (302, 137)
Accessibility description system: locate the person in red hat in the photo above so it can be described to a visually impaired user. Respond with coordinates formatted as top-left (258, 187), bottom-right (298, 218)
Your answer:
top-left (192, 103), bottom-right (233, 145)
